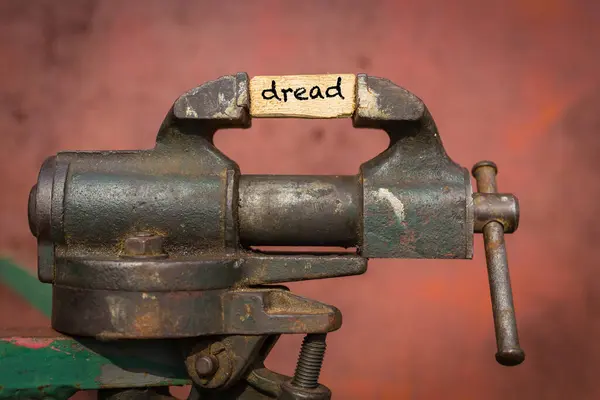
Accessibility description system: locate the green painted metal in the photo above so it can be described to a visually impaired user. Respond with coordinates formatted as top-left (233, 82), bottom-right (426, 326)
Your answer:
top-left (0, 260), bottom-right (191, 398)
top-left (0, 258), bottom-right (51, 318)
top-left (0, 331), bottom-right (190, 399)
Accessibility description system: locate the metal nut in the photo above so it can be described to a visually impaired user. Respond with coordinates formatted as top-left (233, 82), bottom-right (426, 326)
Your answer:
top-left (209, 342), bottom-right (226, 355)
top-left (123, 232), bottom-right (165, 257)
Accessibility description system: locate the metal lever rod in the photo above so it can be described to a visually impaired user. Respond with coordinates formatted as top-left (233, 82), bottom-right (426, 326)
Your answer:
top-left (472, 161), bottom-right (525, 366)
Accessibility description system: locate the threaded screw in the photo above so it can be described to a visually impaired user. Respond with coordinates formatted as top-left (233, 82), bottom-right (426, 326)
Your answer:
top-left (291, 334), bottom-right (327, 389)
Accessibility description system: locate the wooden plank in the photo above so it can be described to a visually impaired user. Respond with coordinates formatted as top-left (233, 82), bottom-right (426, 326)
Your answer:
top-left (249, 74), bottom-right (357, 118)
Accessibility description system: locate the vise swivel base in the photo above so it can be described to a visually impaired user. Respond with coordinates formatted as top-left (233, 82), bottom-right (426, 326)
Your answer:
top-left (28, 73), bottom-right (524, 399)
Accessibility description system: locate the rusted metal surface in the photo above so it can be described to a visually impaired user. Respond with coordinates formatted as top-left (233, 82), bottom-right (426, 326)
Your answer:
top-left (2, 2), bottom-right (600, 398)
top-left (472, 193), bottom-right (519, 233)
top-left (26, 74), bottom-right (479, 346)
top-left (355, 75), bottom-right (473, 259)
top-left (239, 175), bottom-right (360, 247)
top-left (52, 286), bottom-right (343, 338)
top-left (186, 341), bottom-right (235, 389)
top-left (472, 161), bottom-right (498, 194)
top-left (194, 355), bottom-right (219, 378)
top-left (53, 254), bottom-right (366, 291)
top-left (19, 72), bottom-right (524, 398)
top-left (280, 334), bottom-right (331, 400)
top-left (0, 326), bottom-right (300, 399)
top-left (473, 162), bottom-right (524, 366)
top-left (182, 335), bottom-right (296, 398)
top-left (28, 74), bottom-right (473, 263)
top-left (123, 233), bottom-right (167, 258)
top-left (183, 335), bottom-right (271, 390)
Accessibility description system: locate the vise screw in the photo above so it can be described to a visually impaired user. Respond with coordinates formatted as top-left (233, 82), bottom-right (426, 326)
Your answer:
top-left (27, 73), bottom-right (523, 399)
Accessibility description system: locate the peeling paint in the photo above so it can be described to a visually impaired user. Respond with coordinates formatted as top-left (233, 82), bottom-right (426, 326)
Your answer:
top-left (50, 345), bottom-right (72, 355)
top-left (106, 295), bottom-right (128, 329)
top-left (185, 105), bottom-right (198, 118)
top-left (7, 338), bottom-right (54, 349)
top-left (376, 188), bottom-right (405, 222)
top-left (142, 292), bottom-right (157, 300)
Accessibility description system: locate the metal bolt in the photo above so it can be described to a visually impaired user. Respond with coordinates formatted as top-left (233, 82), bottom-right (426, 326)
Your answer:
top-left (291, 334), bottom-right (327, 389)
top-left (195, 355), bottom-right (219, 377)
top-left (123, 232), bottom-right (165, 257)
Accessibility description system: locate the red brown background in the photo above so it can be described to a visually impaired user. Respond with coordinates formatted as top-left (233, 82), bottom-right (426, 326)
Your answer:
top-left (1, 1), bottom-right (599, 398)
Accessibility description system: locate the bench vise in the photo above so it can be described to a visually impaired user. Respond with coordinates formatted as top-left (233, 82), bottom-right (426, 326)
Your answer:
top-left (27, 73), bottom-right (523, 399)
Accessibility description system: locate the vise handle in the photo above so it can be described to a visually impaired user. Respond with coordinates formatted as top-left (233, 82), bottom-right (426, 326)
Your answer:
top-left (473, 161), bottom-right (525, 366)
top-left (27, 73), bottom-right (525, 370)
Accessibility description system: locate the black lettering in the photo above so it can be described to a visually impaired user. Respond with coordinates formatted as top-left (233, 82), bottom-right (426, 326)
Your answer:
top-left (294, 87), bottom-right (308, 100)
top-left (325, 77), bottom-right (344, 99)
top-left (262, 80), bottom-right (281, 101)
top-left (281, 88), bottom-right (293, 102)
top-left (309, 86), bottom-right (324, 99)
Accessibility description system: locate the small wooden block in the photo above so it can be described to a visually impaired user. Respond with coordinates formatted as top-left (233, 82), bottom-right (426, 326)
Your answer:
top-left (249, 74), bottom-right (357, 119)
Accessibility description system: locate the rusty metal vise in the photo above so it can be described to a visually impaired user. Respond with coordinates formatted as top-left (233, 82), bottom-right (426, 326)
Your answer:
top-left (27, 73), bottom-right (523, 399)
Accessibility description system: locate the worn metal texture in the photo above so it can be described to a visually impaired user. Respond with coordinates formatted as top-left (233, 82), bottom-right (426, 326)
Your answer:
top-left (170, 72), bottom-right (250, 130)
top-left (4, 2), bottom-right (599, 398)
top-left (472, 193), bottom-right (519, 233)
top-left (53, 254), bottom-right (366, 291)
top-left (50, 252), bottom-right (365, 339)
top-left (27, 74), bottom-right (250, 290)
top-left (473, 162), bottom-right (524, 366)
top-left (123, 233), bottom-right (167, 258)
top-left (26, 72), bottom-right (477, 342)
top-left (0, 326), bottom-right (300, 400)
top-left (52, 286), bottom-right (342, 338)
top-left (21, 71), bottom-right (523, 397)
top-left (239, 175), bottom-right (359, 247)
top-left (0, 328), bottom-right (189, 399)
top-left (354, 75), bottom-right (473, 259)
top-left (183, 335), bottom-right (270, 389)
top-left (185, 334), bottom-right (335, 399)
top-left (36, 149), bottom-right (235, 253)
top-left (282, 333), bottom-right (331, 399)
top-left (279, 381), bottom-right (331, 400)
top-left (30, 156), bottom-right (61, 283)
top-left (483, 221), bottom-right (523, 365)
top-left (28, 73), bottom-right (473, 262)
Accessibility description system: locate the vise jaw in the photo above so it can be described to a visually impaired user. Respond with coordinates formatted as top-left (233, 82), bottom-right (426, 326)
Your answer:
top-left (28, 73), bottom-right (523, 398)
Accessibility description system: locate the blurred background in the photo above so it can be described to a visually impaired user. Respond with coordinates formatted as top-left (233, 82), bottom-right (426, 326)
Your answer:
top-left (1, 0), bottom-right (599, 398)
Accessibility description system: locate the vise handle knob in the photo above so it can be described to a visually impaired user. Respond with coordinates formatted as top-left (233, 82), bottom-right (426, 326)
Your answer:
top-left (472, 161), bottom-right (525, 366)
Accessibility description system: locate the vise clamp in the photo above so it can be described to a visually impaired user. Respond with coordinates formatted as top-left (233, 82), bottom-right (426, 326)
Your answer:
top-left (28, 73), bottom-right (523, 399)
